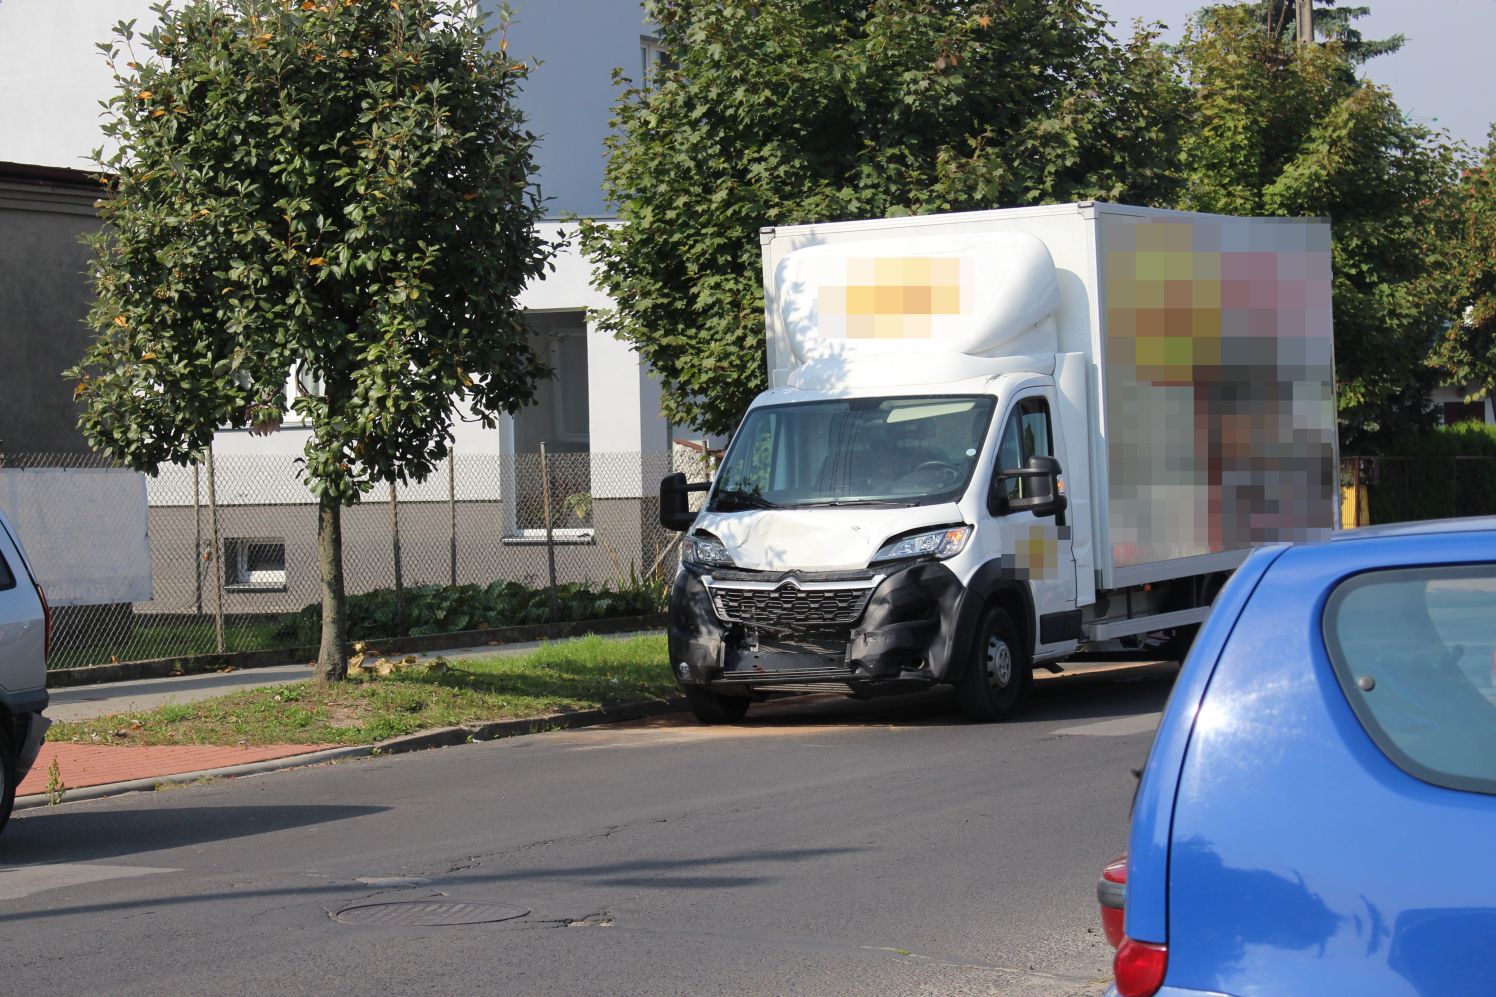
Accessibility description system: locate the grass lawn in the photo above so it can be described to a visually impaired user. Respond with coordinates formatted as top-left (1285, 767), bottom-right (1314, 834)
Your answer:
top-left (49, 634), bottom-right (676, 747)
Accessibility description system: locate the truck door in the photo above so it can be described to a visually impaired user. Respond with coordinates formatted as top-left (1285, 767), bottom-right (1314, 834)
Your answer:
top-left (982, 388), bottom-right (1078, 657)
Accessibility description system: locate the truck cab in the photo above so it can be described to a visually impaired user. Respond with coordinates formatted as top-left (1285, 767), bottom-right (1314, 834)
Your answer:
top-left (665, 371), bottom-right (1080, 722)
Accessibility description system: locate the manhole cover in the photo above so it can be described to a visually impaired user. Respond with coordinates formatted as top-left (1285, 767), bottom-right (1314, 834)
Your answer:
top-left (334, 900), bottom-right (530, 926)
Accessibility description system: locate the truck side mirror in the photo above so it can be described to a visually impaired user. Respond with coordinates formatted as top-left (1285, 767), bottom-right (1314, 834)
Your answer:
top-left (993, 455), bottom-right (1068, 519)
top-left (659, 472), bottom-right (710, 532)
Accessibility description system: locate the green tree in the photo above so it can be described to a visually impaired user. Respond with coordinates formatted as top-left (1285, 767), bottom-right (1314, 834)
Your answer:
top-left (582, 0), bottom-right (1189, 437)
top-left (1429, 127), bottom-right (1496, 402)
top-left (1248, 1), bottom-right (1404, 63)
top-left (69, 0), bottom-right (551, 679)
top-left (1175, 4), bottom-right (1458, 448)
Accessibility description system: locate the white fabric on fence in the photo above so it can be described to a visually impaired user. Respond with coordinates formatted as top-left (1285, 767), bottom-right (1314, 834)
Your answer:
top-left (0, 468), bottom-right (153, 605)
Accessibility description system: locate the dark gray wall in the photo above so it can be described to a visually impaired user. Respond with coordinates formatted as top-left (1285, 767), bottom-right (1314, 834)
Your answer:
top-left (0, 175), bottom-right (101, 454)
top-left (144, 497), bottom-right (658, 617)
top-left (502, 1), bottom-right (651, 218)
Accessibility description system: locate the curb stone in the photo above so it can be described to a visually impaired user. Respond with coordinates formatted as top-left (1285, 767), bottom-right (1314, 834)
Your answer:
top-left (15, 694), bottom-right (688, 812)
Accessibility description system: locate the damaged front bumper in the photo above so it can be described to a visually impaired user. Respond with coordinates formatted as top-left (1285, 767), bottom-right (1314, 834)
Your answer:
top-left (667, 561), bottom-right (966, 695)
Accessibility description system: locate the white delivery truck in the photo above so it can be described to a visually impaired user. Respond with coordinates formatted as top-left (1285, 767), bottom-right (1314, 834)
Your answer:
top-left (659, 202), bottom-right (1339, 723)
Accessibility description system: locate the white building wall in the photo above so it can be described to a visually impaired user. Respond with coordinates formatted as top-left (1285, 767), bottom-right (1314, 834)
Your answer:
top-left (0, 0), bottom-right (160, 171)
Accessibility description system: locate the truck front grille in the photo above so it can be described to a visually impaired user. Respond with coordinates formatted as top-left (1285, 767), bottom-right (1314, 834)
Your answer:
top-left (706, 578), bottom-right (878, 628)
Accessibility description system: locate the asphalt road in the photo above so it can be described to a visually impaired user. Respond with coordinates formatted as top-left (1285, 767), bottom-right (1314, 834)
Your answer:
top-left (0, 664), bottom-right (1173, 996)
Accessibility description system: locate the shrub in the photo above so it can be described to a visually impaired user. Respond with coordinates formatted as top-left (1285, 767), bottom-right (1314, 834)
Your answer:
top-left (1354, 423), bottom-right (1496, 523)
top-left (278, 577), bottom-right (665, 644)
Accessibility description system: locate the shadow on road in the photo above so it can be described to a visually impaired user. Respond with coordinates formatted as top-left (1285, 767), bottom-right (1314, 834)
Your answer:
top-left (696, 661), bottom-right (1179, 731)
top-left (1, 804), bottom-right (389, 866)
top-left (0, 842), bottom-right (864, 924)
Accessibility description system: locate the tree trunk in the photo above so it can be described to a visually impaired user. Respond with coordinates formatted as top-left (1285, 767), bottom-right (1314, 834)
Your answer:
top-left (316, 490), bottom-right (349, 681)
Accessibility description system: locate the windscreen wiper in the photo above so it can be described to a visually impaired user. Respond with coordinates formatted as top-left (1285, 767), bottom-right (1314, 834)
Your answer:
top-left (712, 489), bottom-right (778, 511)
top-left (817, 498), bottom-right (918, 508)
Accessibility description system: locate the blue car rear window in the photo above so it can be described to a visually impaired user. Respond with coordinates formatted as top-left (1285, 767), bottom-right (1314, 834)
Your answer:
top-left (1324, 564), bottom-right (1496, 796)
top-left (0, 550), bottom-right (13, 591)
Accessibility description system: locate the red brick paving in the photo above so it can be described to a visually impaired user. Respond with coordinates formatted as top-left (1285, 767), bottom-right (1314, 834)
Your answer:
top-left (17, 741), bottom-right (338, 797)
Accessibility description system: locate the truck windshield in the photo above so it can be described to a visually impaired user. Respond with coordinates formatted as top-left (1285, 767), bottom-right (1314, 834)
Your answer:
top-left (710, 395), bottom-right (996, 511)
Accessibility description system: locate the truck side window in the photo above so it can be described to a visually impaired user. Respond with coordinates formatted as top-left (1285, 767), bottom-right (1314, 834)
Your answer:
top-left (995, 398), bottom-right (1053, 501)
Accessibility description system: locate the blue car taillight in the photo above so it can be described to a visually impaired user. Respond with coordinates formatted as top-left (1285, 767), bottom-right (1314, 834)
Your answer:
top-left (1114, 937), bottom-right (1168, 997)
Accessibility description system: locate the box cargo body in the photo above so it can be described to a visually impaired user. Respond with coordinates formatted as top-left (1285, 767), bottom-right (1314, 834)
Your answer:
top-left (659, 202), bottom-right (1339, 723)
top-left (762, 202), bottom-right (1339, 593)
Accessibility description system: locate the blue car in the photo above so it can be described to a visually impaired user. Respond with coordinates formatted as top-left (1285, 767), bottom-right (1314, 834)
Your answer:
top-left (1098, 518), bottom-right (1496, 997)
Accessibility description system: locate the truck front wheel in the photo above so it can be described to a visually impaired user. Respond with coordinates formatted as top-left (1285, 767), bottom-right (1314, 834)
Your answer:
top-left (955, 607), bottom-right (1032, 722)
top-left (683, 687), bottom-right (751, 725)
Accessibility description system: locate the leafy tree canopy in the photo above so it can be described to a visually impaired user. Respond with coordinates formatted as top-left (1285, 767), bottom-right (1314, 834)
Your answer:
top-left (1240, 1), bottom-right (1404, 63)
top-left (1172, 3), bottom-right (1456, 448)
top-left (582, 0), bottom-right (1188, 437)
top-left (70, 0), bottom-right (551, 678)
top-left (1428, 127), bottom-right (1496, 402)
top-left (71, 0), bottom-right (551, 503)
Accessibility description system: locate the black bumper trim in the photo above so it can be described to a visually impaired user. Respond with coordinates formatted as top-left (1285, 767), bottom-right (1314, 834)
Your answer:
top-left (669, 560), bottom-right (969, 688)
top-left (0, 687), bottom-right (48, 717)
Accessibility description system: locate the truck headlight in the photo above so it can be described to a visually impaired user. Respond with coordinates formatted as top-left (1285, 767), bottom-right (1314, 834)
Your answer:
top-left (683, 532), bottom-right (735, 568)
top-left (871, 525), bottom-right (971, 564)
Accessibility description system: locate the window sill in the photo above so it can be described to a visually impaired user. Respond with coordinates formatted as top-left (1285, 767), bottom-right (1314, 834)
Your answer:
top-left (224, 583), bottom-right (288, 593)
top-left (501, 530), bottom-right (595, 546)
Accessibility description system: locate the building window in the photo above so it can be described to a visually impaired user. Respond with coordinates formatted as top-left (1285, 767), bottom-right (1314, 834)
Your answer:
top-left (1443, 400), bottom-right (1488, 425)
top-left (223, 538), bottom-right (287, 591)
top-left (640, 34), bottom-right (671, 85)
top-left (513, 311), bottom-right (590, 456)
top-left (552, 332), bottom-right (590, 444)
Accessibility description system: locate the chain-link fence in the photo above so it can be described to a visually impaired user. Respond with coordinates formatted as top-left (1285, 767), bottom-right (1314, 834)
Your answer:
top-left (1341, 455), bottom-right (1496, 528)
top-left (1, 447), bottom-right (714, 671)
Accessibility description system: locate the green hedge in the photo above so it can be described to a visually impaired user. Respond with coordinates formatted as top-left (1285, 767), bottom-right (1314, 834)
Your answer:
top-left (278, 579), bottom-right (665, 645)
top-left (1353, 423), bottom-right (1496, 524)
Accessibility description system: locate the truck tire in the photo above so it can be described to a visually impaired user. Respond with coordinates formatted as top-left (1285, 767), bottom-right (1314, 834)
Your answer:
top-left (0, 727), bottom-right (16, 839)
top-left (683, 687), bottom-right (750, 724)
top-left (956, 607), bottom-right (1032, 722)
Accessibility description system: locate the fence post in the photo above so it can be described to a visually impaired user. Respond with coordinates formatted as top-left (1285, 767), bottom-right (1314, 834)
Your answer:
top-left (389, 480), bottom-right (405, 635)
top-left (1404, 459), bottom-right (1411, 522)
top-left (205, 444), bottom-right (226, 654)
top-left (540, 442), bottom-right (559, 622)
top-left (1350, 459), bottom-right (1361, 528)
top-left (193, 461), bottom-right (203, 615)
top-left (448, 447), bottom-right (457, 587)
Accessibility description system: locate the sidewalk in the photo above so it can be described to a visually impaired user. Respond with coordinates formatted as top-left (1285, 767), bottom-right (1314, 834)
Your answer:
top-left (17, 742), bottom-right (334, 797)
top-left (20, 631), bottom-right (662, 808)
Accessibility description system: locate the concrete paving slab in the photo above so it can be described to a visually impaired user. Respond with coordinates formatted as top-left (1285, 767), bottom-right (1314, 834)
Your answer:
top-left (46, 664), bottom-right (317, 722)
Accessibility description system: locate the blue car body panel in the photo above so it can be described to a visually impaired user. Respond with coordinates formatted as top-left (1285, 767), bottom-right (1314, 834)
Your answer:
top-left (1123, 544), bottom-right (1288, 945)
top-left (1142, 524), bottom-right (1496, 997)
